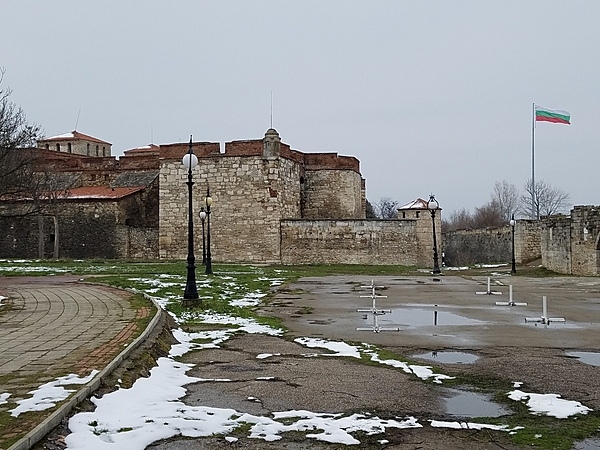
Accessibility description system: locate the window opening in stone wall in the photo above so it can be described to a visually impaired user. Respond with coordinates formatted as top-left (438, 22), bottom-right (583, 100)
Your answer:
top-left (102, 146), bottom-right (106, 156)
top-left (96, 145), bottom-right (99, 156)
top-left (56, 143), bottom-right (60, 151)
top-left (45, 144), bottom-right (49, 150)
top-left (87, 143), bottom-right (90, 156)
top-left (402, 211), bottom-right (406, 218)
top-left (68, 143), bottom-right (72, 153)
top-left (416, 211), bottom-right (420, 218)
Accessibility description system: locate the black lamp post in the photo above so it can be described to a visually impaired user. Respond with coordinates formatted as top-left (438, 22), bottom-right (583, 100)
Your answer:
top-left (182, 136), bottom-right (199, 306)
top-left (510, 213), bottom-right (516, 274)
top-left (427, 194), bottom-right (441, 275)
top-left (199, 207), bottom-right (206, 265)
top-left (205, 187), bottom-right (213, 275)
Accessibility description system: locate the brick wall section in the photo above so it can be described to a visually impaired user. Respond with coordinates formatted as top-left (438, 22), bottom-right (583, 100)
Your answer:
top-left (280, 219), bottom-right (420, 265)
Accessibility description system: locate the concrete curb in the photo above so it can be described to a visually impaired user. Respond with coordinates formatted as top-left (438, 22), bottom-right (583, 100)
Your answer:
top-left (8, 291), bottom-right (166, 450)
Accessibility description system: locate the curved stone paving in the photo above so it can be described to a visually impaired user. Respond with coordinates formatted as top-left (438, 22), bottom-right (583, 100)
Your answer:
top-left (0, 279), bottom-right (137, 377)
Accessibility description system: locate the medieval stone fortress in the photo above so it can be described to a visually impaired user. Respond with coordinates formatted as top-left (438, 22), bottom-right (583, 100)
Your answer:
top-left (0, 127), bottom-right (597, 276)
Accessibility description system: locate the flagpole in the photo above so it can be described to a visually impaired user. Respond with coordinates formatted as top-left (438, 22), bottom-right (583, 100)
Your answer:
top-left (531, 102), bottom-right (536, 220)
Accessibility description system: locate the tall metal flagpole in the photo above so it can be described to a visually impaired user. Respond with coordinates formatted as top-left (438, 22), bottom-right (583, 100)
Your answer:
top-left (531, 103), bottom-right (536, 220)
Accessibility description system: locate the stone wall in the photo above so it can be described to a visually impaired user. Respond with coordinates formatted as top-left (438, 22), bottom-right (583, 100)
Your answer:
top-left (515, 220), bottom-right (542, 263)
top-left (159, 155), bottom-right (297, 263)
top-left (280, 219), bottom-right (421, 265)
top-left (301, 169), bottom-right (363, 219)
top-left (570, 206), bottom-right (600, 275)
top-left (540, 206), bottom-right (600, 276)
top-left (443, 226), bottom-right (512, 267)
top-left (0, 189), bottom-right (158, 260)
top-left (541, 216), bottom-right (572, 274)
top-left (442, 220), bottom-right (541, 267)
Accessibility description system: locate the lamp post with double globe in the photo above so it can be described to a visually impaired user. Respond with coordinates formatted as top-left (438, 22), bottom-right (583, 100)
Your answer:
top-left (182, 136), bottom-right (199, 306)
top-left (205, 188), bottom-right (213, 275)
top-left (199, 207), bottom-right (206, 265)
top-left (427, 194), bottom-right (441, 275)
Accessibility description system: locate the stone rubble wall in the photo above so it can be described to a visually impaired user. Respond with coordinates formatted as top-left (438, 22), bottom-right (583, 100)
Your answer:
top-left (301, 169), bottom-right (363, 219)
top-left (159, 155), bottom-right (300, 263)
top-left (280, 219), bottom-right (421, 265)
top-left (541, 206), bottom-right (600, 276)
top-left (541, 216), bottom-right (572, 274)
top-left (442, 220), bottom-right (541, 267)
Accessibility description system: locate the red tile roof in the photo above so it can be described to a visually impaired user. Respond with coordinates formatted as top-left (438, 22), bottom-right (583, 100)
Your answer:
top-left (60, 186), bottom-right (145, 200)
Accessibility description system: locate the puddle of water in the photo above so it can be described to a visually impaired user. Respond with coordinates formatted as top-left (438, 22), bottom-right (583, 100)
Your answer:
top-left (574, 438), bottom-right (600, 449)
top-left (566, 351), bottom-right (600, 367)
top-left (374, 308), bottom-right (483, 327)
top-left (444, 388), bottom-right (511, 418)
top-left (413, 351), bottom-right (479, 364)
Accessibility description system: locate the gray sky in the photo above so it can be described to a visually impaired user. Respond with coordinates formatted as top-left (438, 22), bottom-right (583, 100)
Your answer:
top-left (2, 1), bottom-right (599, 216)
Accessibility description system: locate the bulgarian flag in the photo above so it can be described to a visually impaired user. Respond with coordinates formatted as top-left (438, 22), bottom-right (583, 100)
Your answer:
top-left (535, 106), bottom-right (571, 124)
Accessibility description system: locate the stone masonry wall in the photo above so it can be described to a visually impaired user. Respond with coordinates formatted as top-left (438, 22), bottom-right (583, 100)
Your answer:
top-left (569, 206), bottom-right (600, 275)
top-left (159, 155), bottom-right (301, 263)
top-left (541, 216), bottom-right (572, 274)
top-left (443, 220), bottom-right (541, 267)
top-left (302, 169), bottom-right (363, 219)
top-left (280, 219), bottom-right (420, 265)
top-left (443, 227), bottom-right (511, 267)
top-left (515, 220), bottom-right (542, 263)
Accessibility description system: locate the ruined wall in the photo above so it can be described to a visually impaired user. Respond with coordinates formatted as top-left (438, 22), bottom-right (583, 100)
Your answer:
top-left (280, 219), bottom-right (420, 265)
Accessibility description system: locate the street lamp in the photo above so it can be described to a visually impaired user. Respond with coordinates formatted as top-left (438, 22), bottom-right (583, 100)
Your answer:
top-left (205, 187), bottom-right (213, 275)
top-left (199, 207), bottom-right (206, 265)
top-left (510, 213), bottom-right (516, 274)
top-left (427, 194), bottom-right (441, 275)
top-left (182, 136), bottom-right (199, 306)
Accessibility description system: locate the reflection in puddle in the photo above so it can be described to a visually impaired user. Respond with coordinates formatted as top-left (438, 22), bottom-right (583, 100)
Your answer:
top-left (414, 351), bottom-right (479, 364)
top-left (574, 438), bottom-right (600, 449)
top-left (373, 308), bottom-right (484, 327)
top-left (444, 389), bottom-right (511, 418)
top-left (566, 351), bottom-right (600, 367)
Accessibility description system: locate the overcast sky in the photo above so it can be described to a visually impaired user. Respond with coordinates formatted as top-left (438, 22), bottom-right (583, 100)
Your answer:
top-left (2, 1), bottom-right (598, 216)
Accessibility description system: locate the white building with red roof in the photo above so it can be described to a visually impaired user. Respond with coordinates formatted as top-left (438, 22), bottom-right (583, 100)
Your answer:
top-left (37, 130), bottom-right (112, 157)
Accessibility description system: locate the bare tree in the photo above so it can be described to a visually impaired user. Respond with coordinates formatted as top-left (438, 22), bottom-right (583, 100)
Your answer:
top-left (521, 179), bottom-right (570, 218)
top-left (376, 197), bottom-right (399, 219)
top-left (0, 68), bottom-right (44, 214)
top-left (472, 201), bottom-right (504, 227)
top-left (365, 199), bottom-right (377, 218)
top-left (442, 208), bottom-right (473, 231)
top-left (491, 180), bottom-right (520, 221)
